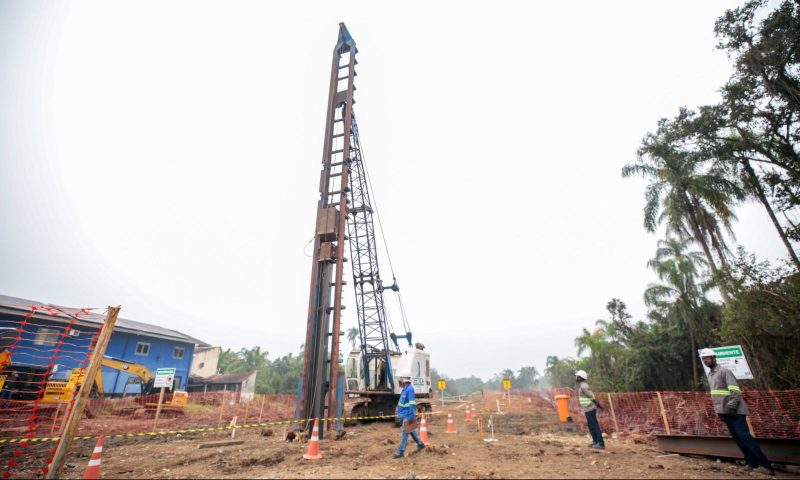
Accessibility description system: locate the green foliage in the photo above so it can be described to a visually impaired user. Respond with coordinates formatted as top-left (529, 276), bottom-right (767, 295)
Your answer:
top-left (217, 346), bottom-right (303, 394)
top-left (722, 250), bottom-right (800, 390)
top-left (544, 356), bottom-right (585, 388)
top-left (588, 0), bottom-right (800, 394)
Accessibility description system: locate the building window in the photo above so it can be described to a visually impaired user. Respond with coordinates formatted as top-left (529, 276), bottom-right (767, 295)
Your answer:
top-left (34, 327), bottom-right (60, 346)
top-left (135, 342), bottom-right (150, 356)
top-left (172, 347), bottom-right (185, 360)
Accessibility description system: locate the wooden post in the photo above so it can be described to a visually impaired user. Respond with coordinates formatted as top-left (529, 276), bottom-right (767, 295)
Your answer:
top-left (257, 394), bottom-right (266, 423)
top-left (49, 403), bottom-right (63, 435)
top-left (607, 393), bottom-right (619, 434)
top-left (46, 306), bottom-right (120, 480)
top-left (655, 391), bottom-right (671, 435)
top-left (152, 387), bottom-right (166, 432)
top-left (218, 389), bottom-right (226, 426)
top-left (230, 416), bottom-right (238, 439)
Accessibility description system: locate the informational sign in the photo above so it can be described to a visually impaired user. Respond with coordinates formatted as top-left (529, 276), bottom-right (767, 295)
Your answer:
top-left (699, 345), bottom-right (754, 380)
top-left (0, 374), bottom-right (6, 391)
top-left (153, 367), bottom-right (176, 389)
top-left (502, 378), bottom-right (511, 390)
top-left (438, 379), bottom-right (446, 391)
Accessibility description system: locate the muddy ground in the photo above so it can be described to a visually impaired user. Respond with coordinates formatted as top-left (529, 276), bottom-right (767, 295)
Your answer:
top-left (52, 409), bottom-right (799, 479)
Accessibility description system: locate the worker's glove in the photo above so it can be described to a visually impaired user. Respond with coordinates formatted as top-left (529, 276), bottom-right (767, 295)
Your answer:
top-left (594, 402), bottom-right (603, 410)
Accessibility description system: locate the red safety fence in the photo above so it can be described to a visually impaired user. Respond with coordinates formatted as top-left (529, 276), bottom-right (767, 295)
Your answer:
top-left (0, 304), bottom-right (104, 478)
top-left (549, 387), bottom-right (800, 439)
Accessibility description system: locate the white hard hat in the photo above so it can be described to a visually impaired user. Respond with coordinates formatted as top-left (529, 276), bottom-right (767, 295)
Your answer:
top-left (699, 348), bottom-right (716, 358)
top-left (575, 370), bottom-right (588, 380)
top-left (397, 370), bottom-right (412, 379)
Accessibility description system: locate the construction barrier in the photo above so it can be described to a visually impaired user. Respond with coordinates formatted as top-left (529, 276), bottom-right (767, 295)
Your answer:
top-left (549, 388), bottom-right (800, 439)
top-left (0, 303), bottom-right (104, 479)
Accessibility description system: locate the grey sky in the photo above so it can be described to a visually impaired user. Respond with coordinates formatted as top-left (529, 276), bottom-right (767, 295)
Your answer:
top-left (0, 1), bottom-right (788, 380)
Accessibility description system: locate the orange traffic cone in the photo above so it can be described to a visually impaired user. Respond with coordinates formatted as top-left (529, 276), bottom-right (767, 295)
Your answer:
top-left (471, 403), bottom-right (477, 421)
top-left (303, 418), bottom-right (322, 460)
top-left (419, 414), bottom-right (431, 446)
top-left (445, 413), bottom-right (457, 434)
top-left (464, 404), bottom-right (472, 422)
top-left (82, 436), bottom-right (103, 479)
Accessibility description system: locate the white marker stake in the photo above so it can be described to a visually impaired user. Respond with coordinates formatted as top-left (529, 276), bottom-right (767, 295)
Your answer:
top-left (483, 416), bottom-right (498, 443)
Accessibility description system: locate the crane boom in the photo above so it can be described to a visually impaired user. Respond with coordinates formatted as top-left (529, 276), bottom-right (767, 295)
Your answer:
top-left (345, 115), bottom-right (397, 390)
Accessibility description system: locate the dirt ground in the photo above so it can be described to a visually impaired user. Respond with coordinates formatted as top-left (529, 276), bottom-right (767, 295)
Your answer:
top-left (54, 409), bottom-right (799, 479)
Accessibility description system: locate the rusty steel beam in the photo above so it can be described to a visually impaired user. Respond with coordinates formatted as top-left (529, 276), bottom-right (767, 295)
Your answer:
top-left (655, 434), bottom-right (800, 465)
top-left (298, 23), bottom-right (357, 439)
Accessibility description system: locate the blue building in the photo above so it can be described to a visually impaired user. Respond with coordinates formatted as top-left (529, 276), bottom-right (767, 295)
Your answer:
top-left (0, 294), bottom-right (208, 395)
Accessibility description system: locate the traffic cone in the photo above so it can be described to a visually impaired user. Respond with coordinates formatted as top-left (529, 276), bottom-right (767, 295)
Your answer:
top-left (419, 414), bottom-right (431, 446)
top-left (445, 413), bottom-right (457, 434)
top-left (471, 403), bottom-right (477, 421)
top-left (303, 418), bottom-right (322, 460)
top-left (464, 404), bottom-right (472, 422)
top-left (82, 436), bottom-right (103, 479)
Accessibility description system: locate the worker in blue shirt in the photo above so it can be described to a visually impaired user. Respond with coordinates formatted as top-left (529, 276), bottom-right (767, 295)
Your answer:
top-left (394, 372), bottom-right (425, 458)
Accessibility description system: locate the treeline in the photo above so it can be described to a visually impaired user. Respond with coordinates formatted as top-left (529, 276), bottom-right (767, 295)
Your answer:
top-left (546, 0), bottom-right (800, 392)
top-left (217, 346), bottom-right (303, 394)
top-left (431, 366), bottom-right (541, 396)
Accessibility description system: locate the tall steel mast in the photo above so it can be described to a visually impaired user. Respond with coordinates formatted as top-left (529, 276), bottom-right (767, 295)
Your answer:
top-left (298, 23), bottom-right (357, 438)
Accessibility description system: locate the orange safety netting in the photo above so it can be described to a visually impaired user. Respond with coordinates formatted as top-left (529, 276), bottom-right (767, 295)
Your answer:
top-left (1, 304), bottom-right (104, 478)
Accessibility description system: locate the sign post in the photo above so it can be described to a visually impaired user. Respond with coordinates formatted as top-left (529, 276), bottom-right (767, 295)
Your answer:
top-left (438, 379), bottom-right (446, 406)
top-left (152, 367), bottom-right (176, 431)
top-left (698, 345), bottom-right (753, 380)
top-left (502, 378), bottom-right (511, 404)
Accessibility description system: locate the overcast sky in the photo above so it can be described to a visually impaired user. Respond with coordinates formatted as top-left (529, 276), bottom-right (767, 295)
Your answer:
top-left (0, 1), bottom-right (788, 380)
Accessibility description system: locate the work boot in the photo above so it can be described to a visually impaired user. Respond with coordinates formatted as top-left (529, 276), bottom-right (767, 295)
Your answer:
top-left (589, 443), bottom-right (605, 450)
top-left (743, 465), bottom-right (755, 472)
top-left (413, 444), bottom-right (425, 454)
top-left (752, 466), bottom-right (774, 476)
top-left (393, 452), bottom-right (404, 459)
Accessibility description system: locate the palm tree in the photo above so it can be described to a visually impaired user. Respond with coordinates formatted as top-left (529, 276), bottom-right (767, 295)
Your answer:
top-left (623, 126), bottom-right (745, 304)
top-left (346, 327), bottom-right (359, 350)
top-left (644, 237), bottom-right (709, 389)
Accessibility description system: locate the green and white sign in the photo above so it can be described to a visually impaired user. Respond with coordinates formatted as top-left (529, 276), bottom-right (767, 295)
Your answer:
top-left (153, 367), bottom-right (177, 389)
top-left (699, 345), bottom-right (753, 380)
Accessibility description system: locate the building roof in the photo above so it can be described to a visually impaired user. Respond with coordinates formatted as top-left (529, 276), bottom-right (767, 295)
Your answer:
top-left (0, 294), bottom-right (209, 347)
top-left (190, 371), bottom-right (256, 385)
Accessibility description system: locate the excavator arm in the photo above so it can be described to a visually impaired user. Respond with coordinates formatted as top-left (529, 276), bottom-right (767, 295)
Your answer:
top-left (96, 356), bottom-right (154, 396)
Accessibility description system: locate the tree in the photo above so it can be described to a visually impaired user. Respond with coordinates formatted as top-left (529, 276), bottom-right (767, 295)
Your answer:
top-left (644, 237), bottom-right (712, 389)
top-left (722, 249), bottom-right (800, 390)
top-left (713, 0), bottom-right (800, 264)
top-left (516, 366), bottom-right (539, 389)
top-left (544, 356), bottom-right (585, 389)
top-left (346, 326), bottom-right (359, 349)
top-left (622, 125), bottom-right (746, 303)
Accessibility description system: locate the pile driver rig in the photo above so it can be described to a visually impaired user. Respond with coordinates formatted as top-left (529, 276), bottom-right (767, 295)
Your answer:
top-left (296, 24), bottom-right (431, 438)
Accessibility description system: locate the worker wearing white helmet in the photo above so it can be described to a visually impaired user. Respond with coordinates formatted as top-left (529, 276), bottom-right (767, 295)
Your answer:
top-left (393, 371), bottom-right (425, 458)
top-left (700, 348), bottom-right (773, 474)
top-left (575, 370), bottom-right (604, 449)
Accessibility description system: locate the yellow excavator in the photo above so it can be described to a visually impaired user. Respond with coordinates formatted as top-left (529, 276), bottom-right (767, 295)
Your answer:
top-left (1, 351), bottom-right (187, 412)
top-left (41, 356), bottom-right (155, 403)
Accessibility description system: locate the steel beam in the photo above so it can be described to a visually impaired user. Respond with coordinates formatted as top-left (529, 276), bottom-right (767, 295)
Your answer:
top-left (655, 434), bottom-right (800, 465)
